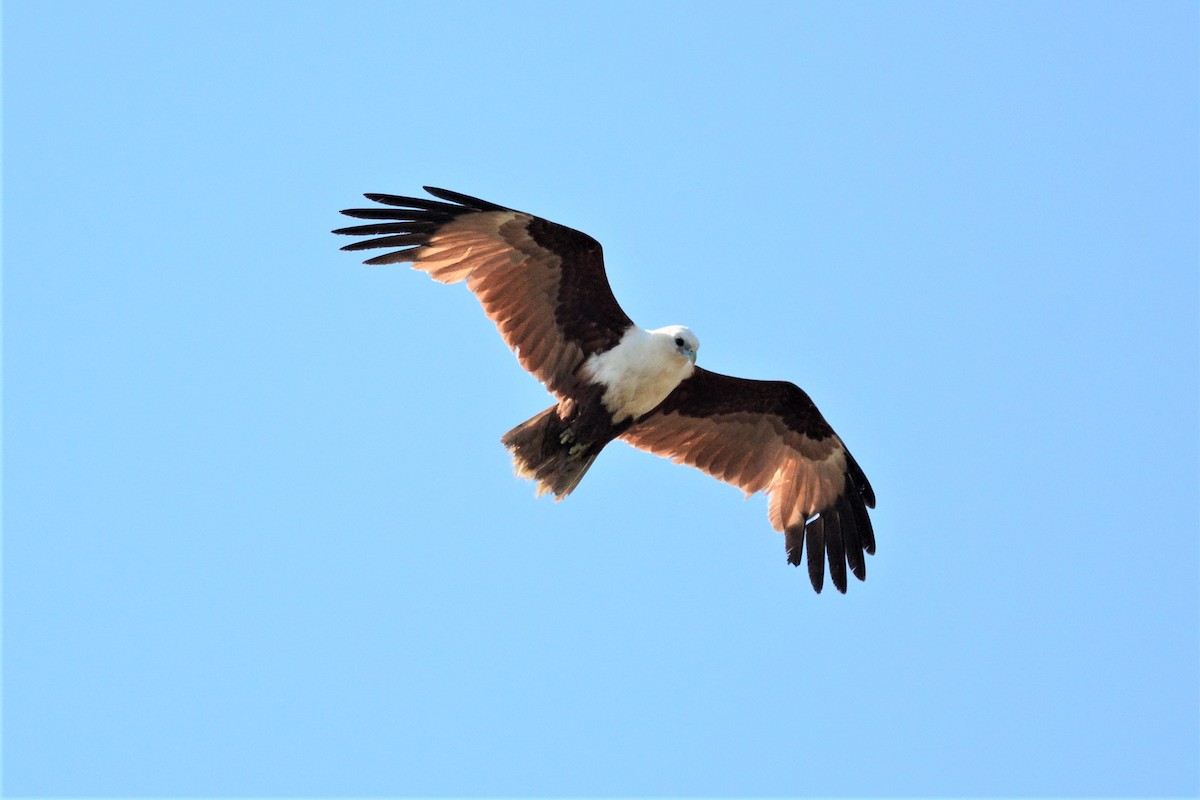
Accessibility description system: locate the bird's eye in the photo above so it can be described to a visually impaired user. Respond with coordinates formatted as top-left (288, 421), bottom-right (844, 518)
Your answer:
top-left (674, 337), bottom-right (685, 347)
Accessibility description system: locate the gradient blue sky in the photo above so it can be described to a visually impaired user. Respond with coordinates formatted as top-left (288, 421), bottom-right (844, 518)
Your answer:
top-left (4, 1), bottom-right (1198, 797)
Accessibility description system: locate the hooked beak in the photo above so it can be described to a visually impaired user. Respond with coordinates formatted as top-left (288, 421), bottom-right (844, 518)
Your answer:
top-left (684, 347), bottom-right (697, 364)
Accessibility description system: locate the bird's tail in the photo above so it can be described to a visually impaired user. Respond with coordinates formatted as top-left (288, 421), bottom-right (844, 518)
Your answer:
top-left (501, 405), bottom-right (602, 500)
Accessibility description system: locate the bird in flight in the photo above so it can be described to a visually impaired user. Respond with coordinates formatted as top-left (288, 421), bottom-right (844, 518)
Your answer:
top-left (334, 187), bottom-right (876, 593)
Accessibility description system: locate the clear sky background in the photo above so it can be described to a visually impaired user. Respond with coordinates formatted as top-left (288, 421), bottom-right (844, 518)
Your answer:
top-left (4, 1), bottom-right (1198, 797)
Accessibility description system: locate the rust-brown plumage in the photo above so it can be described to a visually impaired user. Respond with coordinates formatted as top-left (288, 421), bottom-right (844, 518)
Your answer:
top-left (334, 187), bottom-right (876, 593)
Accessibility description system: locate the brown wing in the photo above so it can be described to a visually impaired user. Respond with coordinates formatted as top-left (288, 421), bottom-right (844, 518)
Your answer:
top-left (620, 367), bottom-right (876, 593)
top-left (333, 187), bottom-right (633, 398)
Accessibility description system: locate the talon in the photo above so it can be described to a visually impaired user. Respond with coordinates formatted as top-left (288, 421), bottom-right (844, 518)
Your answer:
top-left (559, 428), bottom-right (576, 445)
top-left (568, 443), bottom-right (588, 458)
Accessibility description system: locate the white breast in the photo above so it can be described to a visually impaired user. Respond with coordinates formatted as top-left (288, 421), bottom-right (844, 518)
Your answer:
top-left (581, 327), bottom-right (695, 423)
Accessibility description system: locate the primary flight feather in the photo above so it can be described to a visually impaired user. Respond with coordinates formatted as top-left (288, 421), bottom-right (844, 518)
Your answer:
top-left (333, 187), bottom-right (876, 593)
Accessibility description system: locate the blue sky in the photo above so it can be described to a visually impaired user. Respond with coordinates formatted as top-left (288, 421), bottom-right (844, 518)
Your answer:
top-left (4, 1), bottom-right (1197, 796)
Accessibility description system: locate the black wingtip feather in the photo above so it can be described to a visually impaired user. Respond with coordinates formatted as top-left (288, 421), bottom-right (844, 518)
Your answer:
top-left (785, 524), bottom-right (805, 567)
top-left (363, 192), bottom-right (464, 212)
top-left (838, 492), bottom-right (866, 582)
top-left (362, 249), bottom-right (419, 266)
top-left (824, 509), bottom-right (848, 594)
top-left (849, 489), bottom-right (876, 556)
top-left (805, 515), bottom-right (825, 593)
top-left (339, 207), bottom-right (443, 221)
top-left (339, 233), bottom-right (430, 252)
top-left (332, 221), bottom-right (430, 236)
top-left (845, 449), bottom-right (876, 508)
top-left (423, 186), bottom-right (510, 212)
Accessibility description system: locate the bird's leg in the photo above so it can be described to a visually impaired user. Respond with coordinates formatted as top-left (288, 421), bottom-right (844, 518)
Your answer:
top-left (568, 442), bottom-right (589, 459)
top-left (559, 427), bottom-right (576, 445)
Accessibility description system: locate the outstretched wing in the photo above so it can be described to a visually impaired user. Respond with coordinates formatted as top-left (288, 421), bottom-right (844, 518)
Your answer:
top-left (333, 187), bottom-right (634, 398)
top-left (620, 367), bottom-right (876, 593)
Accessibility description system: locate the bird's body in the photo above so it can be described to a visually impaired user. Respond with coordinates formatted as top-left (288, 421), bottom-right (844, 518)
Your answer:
top-left (581, 325), bottom-right (699, 424)
top-left (502, 324), bottom-right (699, 500)
top-left (335, 187), bottom-right (876, 593)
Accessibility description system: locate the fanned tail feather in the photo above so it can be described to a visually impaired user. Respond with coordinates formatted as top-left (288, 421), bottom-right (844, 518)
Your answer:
top-left (501, 406), bottom-right (602, 500)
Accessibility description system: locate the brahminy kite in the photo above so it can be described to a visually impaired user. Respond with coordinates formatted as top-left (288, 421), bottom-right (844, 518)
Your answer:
top-left (334, 187), bottom-right (876, 593)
